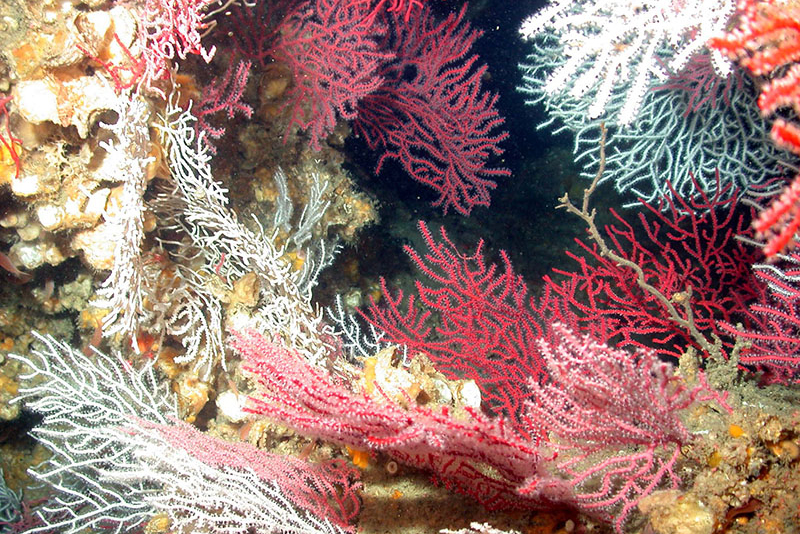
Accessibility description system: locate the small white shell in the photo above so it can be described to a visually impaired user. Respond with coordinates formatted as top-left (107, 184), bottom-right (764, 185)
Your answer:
top-left (10, 173), bottom-right (41, 197)
top-left (216, 390), bottom-right (249, 423)
top-left (15, 80), bottom-right (59, 125)
top-left (457, 381), bottom-right (482, 410)
top-left (36, 204), bottom-right (63, 231)
top-left (10, 240), bottom-right (46, 269)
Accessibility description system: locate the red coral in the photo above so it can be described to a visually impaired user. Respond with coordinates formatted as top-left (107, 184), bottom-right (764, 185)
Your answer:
top-left (363, 185), bottom-right (757, 420)
top-left (77, 33), bottom-right (145, 94)
top-left (720, 251), bottom-right (800, 382)
top-left (194, 60), bottom-right (253, 154)
top-left (355, 0), bottom-right (427, 22)
top-left (543, 174), bottom-right (760, 359)
top-left (0, 94), bottom-right (20, 179)
top-left (653, 54), bottom-right (743, 115)
top-left (270, 0), bottom-right (389, 150)
top-left (360, 197), bottom-right (753, 431)
top-left (753, 172), bottom-right (800, 256)
top-left (710, 0), bottom-right (800, 257)
top-left (361, 221), bottom-right (548, 430)
top-left (710, 0), bottom-right (800, 79)
top-left (354, 4), bottom-right (510, 215)
top-left (226, 0), bottom-right (298, 67)
top-left (363, 179), bottom-right (757, 422)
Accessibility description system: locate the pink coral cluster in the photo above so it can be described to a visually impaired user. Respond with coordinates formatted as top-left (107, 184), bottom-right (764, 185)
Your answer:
top-left (231, 328), bottom-right (547, 511)
top-left (720, 251), bottom-right (800, 381)
top-left (231, 320), bottom-right (719, 532)
top-left (522, 325), bottom-right (708, 532)
top-left (136, 0), bottom-right (218, 95)
top-left (194, 60), bottom-right (254, 153)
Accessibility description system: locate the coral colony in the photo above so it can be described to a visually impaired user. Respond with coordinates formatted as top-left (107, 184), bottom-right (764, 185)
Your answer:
top-left (1, 1), bottom-right (800, 534)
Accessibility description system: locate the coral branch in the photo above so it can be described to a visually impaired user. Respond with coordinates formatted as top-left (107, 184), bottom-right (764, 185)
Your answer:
top-left (194, 60), bottom-right (253, 153)
top-left (0, 95), bottom-right (21, 179)
top-left (232, 329), bottom-right (553, 511)
top-left (361, 221), bottom-right (547, 430)
top-left (355, 4), bottom-right (509, 215)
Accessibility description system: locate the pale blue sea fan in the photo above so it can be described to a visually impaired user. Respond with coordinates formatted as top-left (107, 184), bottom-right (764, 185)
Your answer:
top-left (0, 470), bottom-right (21, 533)
top-left (519, 33), bottom-right (790, 207)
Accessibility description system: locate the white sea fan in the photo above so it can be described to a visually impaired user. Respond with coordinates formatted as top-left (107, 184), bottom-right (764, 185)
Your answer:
top-left (11, 333), bottom-right (174, 533)
top-left (11, 333), bottom-right (354, 534)
top-left (153, 98), bottom-right (338, 372)
top-left (519, 0), bottom-right (735, 125)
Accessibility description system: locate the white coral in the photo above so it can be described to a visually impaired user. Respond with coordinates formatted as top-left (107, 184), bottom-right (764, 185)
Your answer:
top-left (93, 95), bottom-right (154, 343)
top-left (520, 0), bottom-right (735, 124)
top-left (153, 99), bottom-right (338, 373)
top-left (11, 333), bottom-right (350, 534)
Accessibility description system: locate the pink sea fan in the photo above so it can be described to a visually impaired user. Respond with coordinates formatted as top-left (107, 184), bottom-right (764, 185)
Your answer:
top-left (522, 324), bottom-right (709, 532)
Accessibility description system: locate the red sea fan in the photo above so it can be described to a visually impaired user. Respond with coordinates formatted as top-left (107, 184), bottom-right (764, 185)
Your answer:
top-left (720, 250), bottom-right (800, 382)
top-left (354, 4), bottom-right (510, 215)
top-left (543, 174), bottom-right (760, 359)
top-left (231, 328), bottom-right (552, 511)
top-left (361, 221), bottom-right (549, 431)
top-left (270, 0), bottom-right (390, 150)
top-left (193, 60), bottom-right (253, 153)
top-left (710, 0), bottom-right (800, 257)
top-left (363, 181), bottom-right (757, 430)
